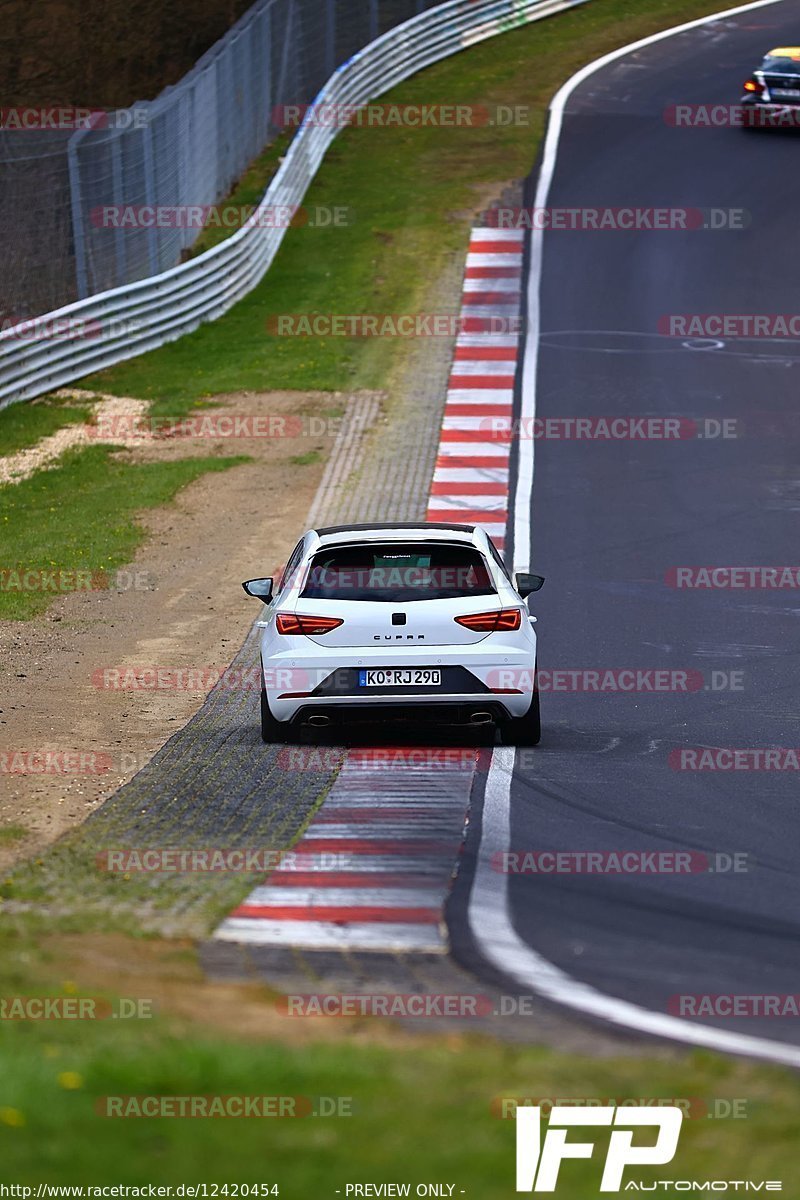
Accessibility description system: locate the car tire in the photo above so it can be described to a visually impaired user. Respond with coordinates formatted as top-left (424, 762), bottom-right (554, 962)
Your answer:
top-left (260, 685), bottom-right (286, 743)
top-left (500, 665), bottom-right (541, 747)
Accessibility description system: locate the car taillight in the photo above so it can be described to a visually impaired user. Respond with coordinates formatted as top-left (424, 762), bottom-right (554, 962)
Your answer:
top-left (275, 613), bottom-right (343, 635)
top-left (455, 608), bottom-right (522, 632)
top-left (744, 78), bottom-right (764, 93)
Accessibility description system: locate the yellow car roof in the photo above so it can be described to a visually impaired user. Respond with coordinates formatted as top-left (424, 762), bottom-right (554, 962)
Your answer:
top-left (767, 46), bottom-right (800, 58)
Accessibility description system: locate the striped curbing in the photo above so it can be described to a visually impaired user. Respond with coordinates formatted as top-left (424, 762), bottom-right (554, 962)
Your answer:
top-left (426, 227), bottom-right (522, 549)
top-left (213, 749), bottom-right (480, 951)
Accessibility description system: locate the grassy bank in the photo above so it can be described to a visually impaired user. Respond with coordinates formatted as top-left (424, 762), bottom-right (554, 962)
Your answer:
top-left (0, 447), bottom-right (246, 620)
top-left (0, 928), bottom-right (798, 1190)
top-left (0, 393), bottom-right (93, 458)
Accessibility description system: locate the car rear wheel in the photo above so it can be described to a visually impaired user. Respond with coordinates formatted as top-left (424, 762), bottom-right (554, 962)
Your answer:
top-left (260, 685), bottom-right (286, 743)
top-left (500, 666), bottom-right (541, 747)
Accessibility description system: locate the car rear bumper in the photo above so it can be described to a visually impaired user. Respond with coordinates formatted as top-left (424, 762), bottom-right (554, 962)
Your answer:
top-left (740, 98), bottom-right (800, 124)
top-left (261, 643), bottom-right (537, 723)
top-left (287, 698), bottom-right (520, 728)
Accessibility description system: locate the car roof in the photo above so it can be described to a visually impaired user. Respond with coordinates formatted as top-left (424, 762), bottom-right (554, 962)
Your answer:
top-left (312, 522), bottom-right (481, 547)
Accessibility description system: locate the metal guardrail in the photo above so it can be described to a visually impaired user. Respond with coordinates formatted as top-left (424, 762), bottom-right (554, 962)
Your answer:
top-left (0, 0), bottom-right (588, 410)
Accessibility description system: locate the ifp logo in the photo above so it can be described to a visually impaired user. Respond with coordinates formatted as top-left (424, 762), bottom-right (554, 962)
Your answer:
top-left (516, 1105), bottom-right (683, 1192)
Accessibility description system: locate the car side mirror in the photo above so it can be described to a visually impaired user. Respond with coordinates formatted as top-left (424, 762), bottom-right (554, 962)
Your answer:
top-left (242, 577), bottom-right (274, 602)
top-left (515, 572), bottom-right (545, 598)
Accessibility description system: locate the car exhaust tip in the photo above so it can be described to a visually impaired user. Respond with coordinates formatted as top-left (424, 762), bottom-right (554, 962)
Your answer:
top-left (470, 711), bottom-right (494, 726)
top-left (306, 714), bottom-right (331, 727)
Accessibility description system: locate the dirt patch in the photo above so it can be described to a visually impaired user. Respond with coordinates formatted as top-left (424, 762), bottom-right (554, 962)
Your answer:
top-left (32, 931), bottom-right (661, 1057)
top-left (38, 932), bottom-right (445, 1049)
top-left (42, 932), bottom-right (447, 1047)
top-left (0, 390), bottom-right (355, 873)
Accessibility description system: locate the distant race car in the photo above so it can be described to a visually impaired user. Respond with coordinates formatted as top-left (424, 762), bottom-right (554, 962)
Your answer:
top-left (243, 522), bottom-right (544, 745)
top-left (742, 46), bottom-right (800, 125)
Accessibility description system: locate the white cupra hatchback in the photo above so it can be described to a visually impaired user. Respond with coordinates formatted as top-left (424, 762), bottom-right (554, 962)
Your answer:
top-left (242, 522), bottom-right (543, 745)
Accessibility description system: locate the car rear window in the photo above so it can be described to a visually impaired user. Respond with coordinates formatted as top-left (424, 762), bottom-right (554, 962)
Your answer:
top-left (301, 542), bottom-right (496, 602)
top-left (763, 56), bottom-right (800, 73)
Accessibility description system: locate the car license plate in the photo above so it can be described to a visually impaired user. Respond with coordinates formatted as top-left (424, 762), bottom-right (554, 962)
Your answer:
top-left (358, 668), bottom-right (441, 687)
top-left (771, 88), bottom-right (800, 97)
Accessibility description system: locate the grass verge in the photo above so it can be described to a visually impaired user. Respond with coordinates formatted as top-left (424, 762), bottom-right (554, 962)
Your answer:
top-left (0, 393), bottom-right (93, 457)
top-left (80, 0), bottom-right (734, 419)
top-left (0, 928), bottom-right (798, 1190)
top-left (0, 447), bottom-right (247, 620)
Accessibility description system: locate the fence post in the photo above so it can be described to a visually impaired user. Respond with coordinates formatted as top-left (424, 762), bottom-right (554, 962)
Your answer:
top-left (263, 1), bottom-right (273, 136)
top-left (141, 120), bottom-right (160, 277)
top-left (325, 0), bottom-right (336, 79)
top-left (66, 128), bottom-right (89, 300)
top-left (276, 0), bottom-right (294, 112)
top-left (110, 132), bottom-right (127, 286)
top-left (369, 0), bottom-right (379, 42)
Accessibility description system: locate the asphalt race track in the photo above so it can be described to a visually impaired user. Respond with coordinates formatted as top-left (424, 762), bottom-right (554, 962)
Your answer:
top-left (453, 0), bottom-right (800, 1051)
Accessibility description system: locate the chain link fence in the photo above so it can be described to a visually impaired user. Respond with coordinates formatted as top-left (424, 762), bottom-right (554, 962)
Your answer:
top-left (0, 0), bottom-right (435, 324)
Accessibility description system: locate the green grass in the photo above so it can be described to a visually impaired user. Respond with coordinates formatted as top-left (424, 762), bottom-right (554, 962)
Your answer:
top-left (80, 0), bottom-right (732, 420)
top-left (0, 826), bottom-right (28, 844)
top-left (0, 394), bottom-right (93, 457)
top-left (188, 130), bottom-right (295, 257)
top-left (289, 449), bottom-right (323, 466)
top-left (0, 952), bottom-right (797, 1191)
top-left (0, 447), bottom-right (247, 619)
